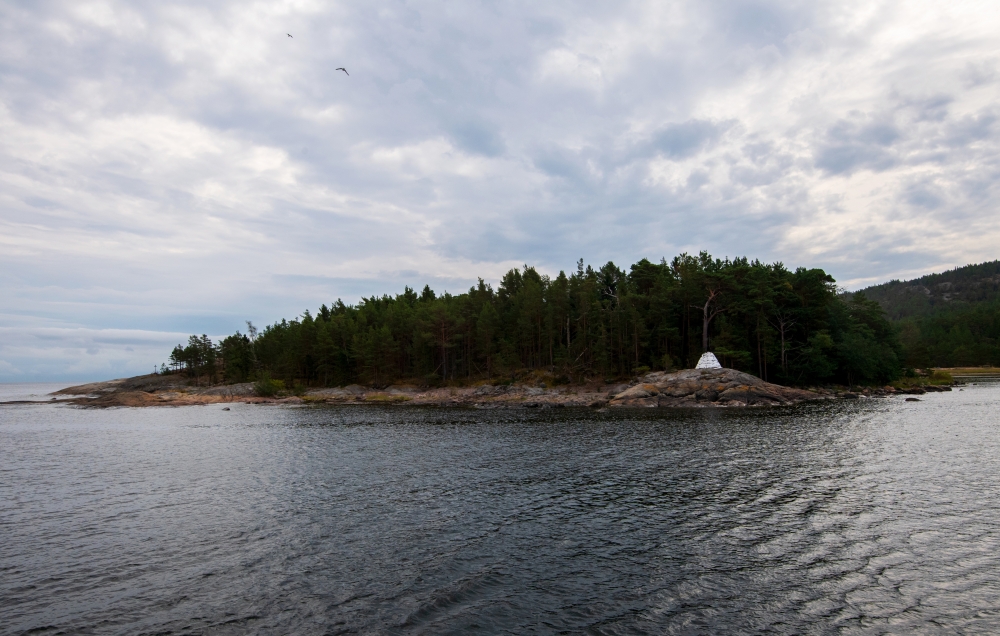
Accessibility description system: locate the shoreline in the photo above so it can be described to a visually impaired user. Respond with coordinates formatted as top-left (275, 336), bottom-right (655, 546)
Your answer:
top-left (0, 367), bottom-right (956, 409)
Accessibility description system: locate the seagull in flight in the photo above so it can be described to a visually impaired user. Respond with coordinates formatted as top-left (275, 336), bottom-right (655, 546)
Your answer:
top-left (287, 33), bottom-right (293, 38)
top-left (336, 67), bottom-right (349, 76)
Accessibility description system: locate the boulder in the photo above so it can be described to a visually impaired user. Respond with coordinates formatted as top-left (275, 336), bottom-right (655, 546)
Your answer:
top-left (614, 384), bottom-right (660, 399)
top-left (609, 367), bottom-right (819, 408)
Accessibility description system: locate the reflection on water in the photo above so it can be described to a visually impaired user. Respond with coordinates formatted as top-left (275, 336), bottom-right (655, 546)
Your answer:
top-left (2, 384), bottom-right (1000, 634)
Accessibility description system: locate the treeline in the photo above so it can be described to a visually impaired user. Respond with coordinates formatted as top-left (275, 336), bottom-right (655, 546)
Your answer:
top-left (166, 335), bottom-right (218, 384)
top-left (895, 301), bottom-right (1000, 367)
top-left (860, 260), bottom-right (1000, 367)
top-left (166, 253), bottom-right (904, 388)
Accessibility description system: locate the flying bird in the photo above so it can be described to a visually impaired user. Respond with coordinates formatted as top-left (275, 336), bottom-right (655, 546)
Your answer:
top-left (336, 67), bottom-right (349, 76)
top-left (287, 33), bottom-right (293, 38)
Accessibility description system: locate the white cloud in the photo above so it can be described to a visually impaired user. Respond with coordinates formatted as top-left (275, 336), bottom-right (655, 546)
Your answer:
top-left (0, 326), bottom-right (206, 382)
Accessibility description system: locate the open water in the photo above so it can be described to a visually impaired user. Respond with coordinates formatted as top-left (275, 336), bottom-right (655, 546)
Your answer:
top-left (2, 381), bottom-right (1000, 634)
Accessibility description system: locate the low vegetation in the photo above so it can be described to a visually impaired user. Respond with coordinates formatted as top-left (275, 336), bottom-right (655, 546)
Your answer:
top-left (252, 374), bottom-right (284, 398)
top-left (892, 369), bottom-right (954, 390)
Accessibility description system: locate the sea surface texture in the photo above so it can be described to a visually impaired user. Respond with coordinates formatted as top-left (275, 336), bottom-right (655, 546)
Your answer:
top-left (2, 381), bottom-right (1000, 634)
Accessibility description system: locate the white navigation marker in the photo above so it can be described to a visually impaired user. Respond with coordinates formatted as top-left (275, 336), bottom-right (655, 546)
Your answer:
top-left (695, 352), bottom-right (722, 369)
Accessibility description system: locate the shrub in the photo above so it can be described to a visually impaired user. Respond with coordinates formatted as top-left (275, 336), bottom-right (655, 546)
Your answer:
top-left (254, 373), bottom-right (285, 397)
top-left (929, 370), bottom-right (953, 384)
top-left (422, 373), bottom-right (441, 388)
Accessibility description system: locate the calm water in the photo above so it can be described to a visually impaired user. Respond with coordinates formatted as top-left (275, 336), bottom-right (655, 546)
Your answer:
top-left (2, 383), bottom-right (1000, 634)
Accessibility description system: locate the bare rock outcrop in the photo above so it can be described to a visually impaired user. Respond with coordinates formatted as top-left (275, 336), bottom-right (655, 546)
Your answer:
top-left (40, 369), bottom-right (823, 409)
top-left (608, 368), bottom-right (821, 408)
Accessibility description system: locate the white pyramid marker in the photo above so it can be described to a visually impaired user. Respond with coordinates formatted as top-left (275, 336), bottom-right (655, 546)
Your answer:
top-left (695, 352), bottom-right (722, 369)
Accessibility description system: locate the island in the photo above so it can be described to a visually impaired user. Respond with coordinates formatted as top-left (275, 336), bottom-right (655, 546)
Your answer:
top-left (47, 352), bottom-right (951, 409)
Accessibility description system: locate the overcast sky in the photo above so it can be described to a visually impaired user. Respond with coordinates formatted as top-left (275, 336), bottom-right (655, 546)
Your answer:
top-left (2, 0), bottom-right (999, 382)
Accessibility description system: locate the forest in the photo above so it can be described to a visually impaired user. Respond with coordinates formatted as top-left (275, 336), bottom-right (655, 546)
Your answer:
top-left (859, 260), bottom-right (1000, 367)
top-left (165, 253), bottom-right (904, 388)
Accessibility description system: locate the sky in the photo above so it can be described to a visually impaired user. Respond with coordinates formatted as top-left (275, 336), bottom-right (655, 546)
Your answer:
top-left (2, 0), bottom-right (1000, 382)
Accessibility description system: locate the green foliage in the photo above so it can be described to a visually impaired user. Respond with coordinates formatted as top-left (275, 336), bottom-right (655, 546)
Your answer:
top-left (859, 261), bottom-right (1000, 367)
top-left (254, 373), bottom-right (285, 397)
top-left (892, 369), bottom-right (954, 389)
top-left (860, 260), bottom-right (1000, 320)
top-left (929, 370), bottom-right (954, 384)
top-left (168, 334), bottom-right (218, 384)
top-left (166, 253), bottom-right (905, 388)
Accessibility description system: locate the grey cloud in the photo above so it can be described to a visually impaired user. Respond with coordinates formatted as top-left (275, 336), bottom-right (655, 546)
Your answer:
top-left (904, 94), bottom-right (952, 122)
top-left (647, 120), bottom-right (729, 159)
top-left (945, 110), bottom-right (998, 146)
top-left (961, 60), bottom-right (998, 88)
top-left (24, 196), bottom-right (60, 209)
top-left (449, 120), bottom-right (506, 157)
top-left (816, 117), bottom-right (903, 174)
top-left (532, 146), bottom-right (592, 182)
top-left (531, 118), bottom-right (729, 188)
top-left (905, 184), bottom-right (944, 210)
top-left (713, 0), bottom-right (812, 50)
top-left (3, 0), bottom-right (1000, 379)
top-left (815, 144), bottom-right (896, 175)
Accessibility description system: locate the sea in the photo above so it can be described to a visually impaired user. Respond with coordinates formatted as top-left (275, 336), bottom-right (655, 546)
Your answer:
top-left (2, 379), bottom-right (1000, 634)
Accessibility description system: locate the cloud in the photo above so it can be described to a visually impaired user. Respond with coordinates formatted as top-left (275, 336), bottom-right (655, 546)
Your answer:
top-left (647, 120), bottom-right (729, 159)
top-left (0, 326), bottom-right (208, 382)
top-left (2, 0), bottom-right (1000, 379)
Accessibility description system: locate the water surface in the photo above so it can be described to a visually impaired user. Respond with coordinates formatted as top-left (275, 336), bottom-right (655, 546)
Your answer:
top-left (2, 383), bottom-right (1000, 634)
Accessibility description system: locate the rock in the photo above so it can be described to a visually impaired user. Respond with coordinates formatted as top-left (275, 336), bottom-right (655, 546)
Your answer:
top-left (694, 389), bottom-right (719, 402)
top-left (608, 367), bottom-right (818, 408)
top-left (614, 397), bottom-right (659, 407)
top-left (201, 383), bottom-right (255, 397)
top-left (614, 384), bottom-right (659, 400)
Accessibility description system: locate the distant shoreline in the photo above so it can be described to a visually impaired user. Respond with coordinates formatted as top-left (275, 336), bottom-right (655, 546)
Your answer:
top-left (938, 367), bottom-right (1000, 376)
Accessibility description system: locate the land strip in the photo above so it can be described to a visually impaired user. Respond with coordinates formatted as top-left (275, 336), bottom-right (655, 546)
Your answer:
top-left (8, 368), bottom-right (954, 409)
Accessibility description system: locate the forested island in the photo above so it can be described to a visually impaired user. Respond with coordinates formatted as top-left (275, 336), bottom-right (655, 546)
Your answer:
top-left (166, 252), bottom-right (904, 390)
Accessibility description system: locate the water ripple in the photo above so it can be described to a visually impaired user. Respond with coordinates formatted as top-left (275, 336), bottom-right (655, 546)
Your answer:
top-left (2, 385), bottom-right (1000, 633)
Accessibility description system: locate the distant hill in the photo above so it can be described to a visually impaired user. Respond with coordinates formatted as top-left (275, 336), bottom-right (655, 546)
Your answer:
top-left (858, 260), bottom-right (1000, 367)
top-left (858, 260), bottom-right (1000, 320)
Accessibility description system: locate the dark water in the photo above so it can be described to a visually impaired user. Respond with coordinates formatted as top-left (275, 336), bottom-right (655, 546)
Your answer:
top-left (3, 383), bottom-right (1000, 634)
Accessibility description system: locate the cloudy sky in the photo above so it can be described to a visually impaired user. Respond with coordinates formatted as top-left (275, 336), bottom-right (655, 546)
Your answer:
top-left (2, 0), bottom-right (999, 382)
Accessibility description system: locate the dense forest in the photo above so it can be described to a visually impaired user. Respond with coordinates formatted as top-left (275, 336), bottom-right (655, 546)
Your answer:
top-left (859, 260), bottom-right (1000, 368)
top-left (166, 253), bottom-right (903, 388)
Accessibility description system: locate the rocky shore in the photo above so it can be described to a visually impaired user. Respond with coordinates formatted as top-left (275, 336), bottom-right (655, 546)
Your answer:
top-left (19, 367), bottom-right (952, 409)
